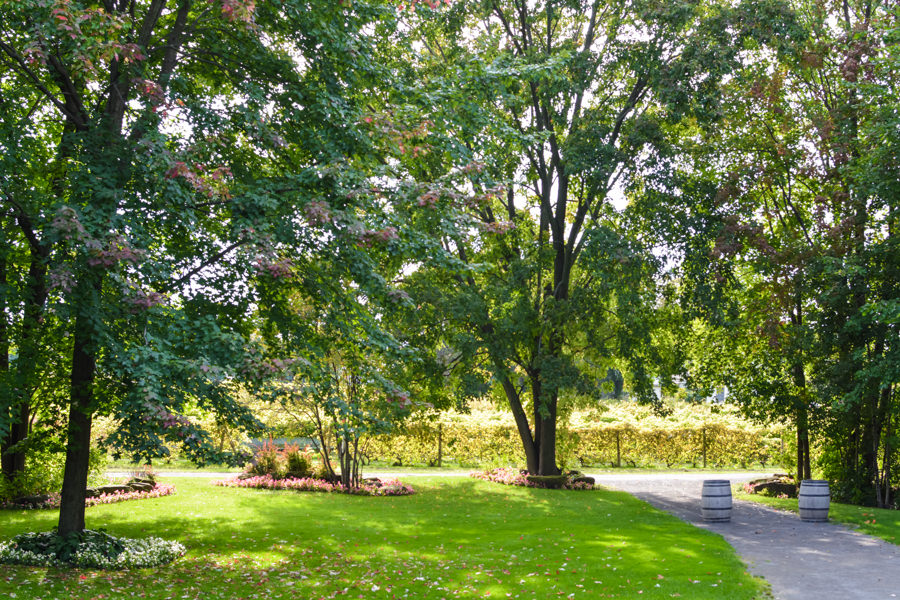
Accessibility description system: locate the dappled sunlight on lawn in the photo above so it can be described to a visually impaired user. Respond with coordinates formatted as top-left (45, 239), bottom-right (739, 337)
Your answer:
top-left (0, 477), bottom-right (764, 599)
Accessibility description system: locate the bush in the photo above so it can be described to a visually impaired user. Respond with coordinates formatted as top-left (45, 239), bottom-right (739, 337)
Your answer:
top-left (284, 444), bottom-right (313, 478)
top-left (244, 440), bottom-right (320, 480)
top-left (0, 447), bottom-right (108, 502)
top-left (247, 439), bottom-right (283, 478)
top-left (0, 529), bottom-right (185, 569)
top-left (365, 417), bottom-right (787, 470)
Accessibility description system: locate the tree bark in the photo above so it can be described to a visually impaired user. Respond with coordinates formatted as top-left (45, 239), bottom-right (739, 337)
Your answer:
top-left (2, 223), bottom-right (49, 481)
top-left (57, 308), bottom-right (97, 535)
top-left (499, 374), bottom-right (538, 473)
top-left (537, 392), bottom-right (559, 475)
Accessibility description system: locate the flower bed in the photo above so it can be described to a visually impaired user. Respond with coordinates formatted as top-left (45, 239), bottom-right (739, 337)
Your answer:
top-left (0, 484), bottom-right (176, 511)
top-left (0, 529), bottom-right (185, 569)
top-left (742, 476), bottom-right (796, 499)
top-left (212, 474), bottom-right (415, 496)
top-left (471, 467), bottom-right (594, 490)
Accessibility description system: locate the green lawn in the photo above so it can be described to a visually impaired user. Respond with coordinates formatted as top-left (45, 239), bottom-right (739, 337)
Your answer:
top-left (0, 477), bottom-right (768, 599)
top-left (736, 490), bottom-right (900, 546)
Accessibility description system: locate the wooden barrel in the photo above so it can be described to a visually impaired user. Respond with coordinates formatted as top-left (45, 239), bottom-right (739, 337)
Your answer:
top-left (799, 480), bottom-right (830, 522)
top-left (701, 479), bottom-right (732, 522)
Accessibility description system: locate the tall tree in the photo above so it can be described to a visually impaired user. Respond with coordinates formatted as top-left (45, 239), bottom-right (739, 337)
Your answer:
top-left (0, 0), bottom-right (405, 534)
top-left (655, 0), bottom-right (900, 505)
top-left (386, 0), bottom-right (802, 475)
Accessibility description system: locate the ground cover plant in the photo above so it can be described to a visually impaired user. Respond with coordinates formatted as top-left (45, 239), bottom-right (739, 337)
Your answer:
top-left (736, 490), bottom-right (900, 547)
top-left (0, 477), bottom-right (767, 599)
top-left (0, 528), bottom-right (185, 569)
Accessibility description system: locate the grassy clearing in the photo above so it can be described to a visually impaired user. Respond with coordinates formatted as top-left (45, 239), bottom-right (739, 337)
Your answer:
top-left (736, 490), bottom-right (900, 546)
top-left (0, 477), bottom-right (767, 599)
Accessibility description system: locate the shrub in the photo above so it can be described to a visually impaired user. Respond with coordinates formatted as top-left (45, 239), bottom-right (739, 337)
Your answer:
top-left (365, 417), bottom-right (787, 470)
top-left (0, 529), bottom-right (185, 569)
top-left (247, 439), bottom-right (284, 478)
top-left (284, 444), bottom-right (313, 478)
top-left (0, 446), bottom-right (108, 502)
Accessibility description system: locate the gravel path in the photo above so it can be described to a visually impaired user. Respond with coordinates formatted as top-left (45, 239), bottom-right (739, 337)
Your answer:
top-left (592, 472), bottom-right (900, 600)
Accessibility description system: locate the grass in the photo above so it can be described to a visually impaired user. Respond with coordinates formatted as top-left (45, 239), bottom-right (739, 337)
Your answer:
top-left (736, 490), bottom-right (900, 547)
top-left (0, 477), bottom-right (769, 599)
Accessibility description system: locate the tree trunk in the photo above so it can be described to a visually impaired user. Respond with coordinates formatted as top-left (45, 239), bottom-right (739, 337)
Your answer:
top-left (499, 374), bottom-right (538, 473)
top-left (874, 385), bottom-right (892, 508)
top-left (57, 305), bottom-right (98, 535)
top-left (2, 227), bottom-right (49, 481)
top-left (796, 408), bottom-right (811, 482)
top-left (537, 393), bottom-right (559, 475)
top-left (880, 386), bottom-right (893, 509)
top-left (0, 246), bottom-right (16, 479)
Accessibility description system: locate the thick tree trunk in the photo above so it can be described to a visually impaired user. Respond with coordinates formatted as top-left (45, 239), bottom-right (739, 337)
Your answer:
top-left (58, 399), bottom-right (93, 535)
top-left (859, 378), bottom-right (882, 504)
top-left (796, 416), bottom-right (811, 482)
top-left (57, 308), bottom-right (97, 535)
top-left (537, 391), bottom-right (559, 475)
top-left (794, 399), bottom-right (811, 481)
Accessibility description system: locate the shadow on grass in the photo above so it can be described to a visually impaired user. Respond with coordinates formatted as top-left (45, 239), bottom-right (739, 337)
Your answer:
top-left (0, 478), bottom-right (764, 599)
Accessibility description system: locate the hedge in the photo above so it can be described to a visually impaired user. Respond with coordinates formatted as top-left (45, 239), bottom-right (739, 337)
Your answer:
top-left (363, 421), bottom-right (788, 469)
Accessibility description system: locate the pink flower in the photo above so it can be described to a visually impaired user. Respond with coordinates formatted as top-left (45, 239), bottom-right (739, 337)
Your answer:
top-left (212, 475), bottom-right (415, 496)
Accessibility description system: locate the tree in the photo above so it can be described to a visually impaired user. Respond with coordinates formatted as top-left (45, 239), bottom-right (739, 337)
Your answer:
top-left (0, 0), bottom-right (405, 534)
top-left (383, 0), bottom-right (802, 475)
top-left (653, 0), bottom-right (900, 505)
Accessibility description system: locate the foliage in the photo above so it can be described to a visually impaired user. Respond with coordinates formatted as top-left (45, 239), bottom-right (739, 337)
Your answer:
top-left (0, 0), bottom-right (427, 533)
top-left (283, 444), bottom-right (313, 479)
top-left (0, 529), bottom-right (184, 569)
top-left (0, 447), bottom-right (107, 501)
top-left (651, 0), bottom-right (900, 506)
top-left (246, 439), bottom-right (284, 478)
top-left (381, 0), bottom-right (804, 477)
top-left (365, 402), bottom-right (788, 469)
top-left (245, 439), bottom-right (313, 480)
top-left (0, 477), bottom-right (768, 598)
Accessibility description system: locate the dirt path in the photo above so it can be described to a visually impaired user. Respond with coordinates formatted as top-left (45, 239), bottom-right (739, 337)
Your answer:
top-left (592, 472), bottom-right (900, 600)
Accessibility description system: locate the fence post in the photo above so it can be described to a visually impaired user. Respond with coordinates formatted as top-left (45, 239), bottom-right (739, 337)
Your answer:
top-left (437, 423), bottom-right (443, 468)
top-left (702, 427), bottom-right (707, 469)
top-left (616, 430), bottom-right (621, 468)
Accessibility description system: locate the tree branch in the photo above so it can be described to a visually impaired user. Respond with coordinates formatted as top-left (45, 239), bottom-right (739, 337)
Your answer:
top-left (160, 239), bottom-right (246, 293)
